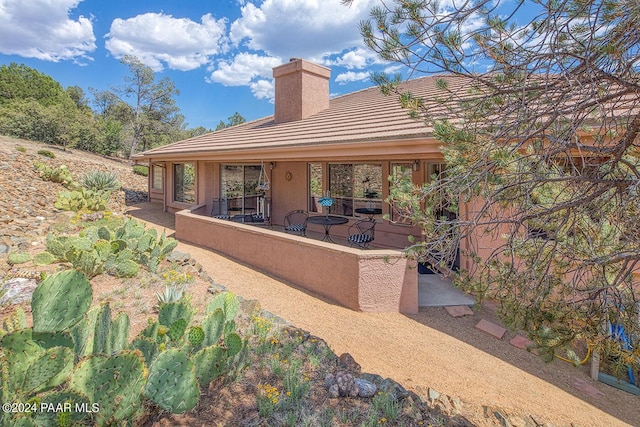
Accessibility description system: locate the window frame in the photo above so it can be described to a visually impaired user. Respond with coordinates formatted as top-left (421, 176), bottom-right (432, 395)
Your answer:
top-left (173, 162), bottom-right (196, 204)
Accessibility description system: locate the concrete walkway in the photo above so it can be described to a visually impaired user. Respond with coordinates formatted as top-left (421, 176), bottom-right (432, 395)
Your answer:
top-left (127, 203), bottom-right (636, 427)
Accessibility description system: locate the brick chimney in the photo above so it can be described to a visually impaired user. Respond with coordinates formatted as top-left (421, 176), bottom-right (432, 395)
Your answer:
top-left (273, 58), bottom-right (331, 123)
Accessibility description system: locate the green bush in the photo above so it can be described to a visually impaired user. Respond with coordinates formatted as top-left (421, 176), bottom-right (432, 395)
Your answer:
top-left (15, 145), bottom-right (26, 153)
top-left (82, 170), bottom-right (121, 192)
top-left (133, 165), bottom-right (149, 176)
top-left (37, 149), bottom-right (55, 158)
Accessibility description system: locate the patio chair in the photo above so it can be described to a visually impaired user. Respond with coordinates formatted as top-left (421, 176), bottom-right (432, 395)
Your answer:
top-left (210, 198), bottom-right (230, 220)
top-left (347, 219), bottom-right (375, 248)
top-left (284, 210), bottom-right (308, 236)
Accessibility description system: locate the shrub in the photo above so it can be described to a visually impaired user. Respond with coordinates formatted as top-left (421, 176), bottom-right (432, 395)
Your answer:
top-left (37, 149), bottom-right (55, 158)
top-left (15, 145), bottom-right (26, 152)
top-left (133, 165), bottom-right (149, 176)
top-left (55, 189), bottom-right (110, 212)
top-left (82, 170), bottom-right (121, 192)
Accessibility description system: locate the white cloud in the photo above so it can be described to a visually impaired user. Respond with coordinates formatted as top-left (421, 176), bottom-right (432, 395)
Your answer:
top-left (229, 0), bottom-right (378, 59)
top-left (324, 48), bottom-right (383, 69)
top-left (335, 71), bottom-right (370, 84)
top-left (250, 79), bottom-right (274, 100)
top-left (0, 0), bottom-right (95, 61)
top-left (209, 52), bottom-right (281, 86)
top-left (105, 13), bottom-right (227, 71)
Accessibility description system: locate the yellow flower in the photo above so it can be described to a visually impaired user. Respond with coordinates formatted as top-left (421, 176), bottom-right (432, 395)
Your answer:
top-left (286, 391), bottom-right (291, 396)
top-left (272, 398), bottom-right (278, 404)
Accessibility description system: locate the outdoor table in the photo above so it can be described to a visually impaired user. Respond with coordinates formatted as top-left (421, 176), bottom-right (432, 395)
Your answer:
top-left (306, 215), bottom-right (349, 243)
top-left (355, 208), bottom-right (382, 219)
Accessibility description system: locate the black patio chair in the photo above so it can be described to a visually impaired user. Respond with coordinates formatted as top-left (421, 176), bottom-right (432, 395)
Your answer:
top-left (284, 210), bottom-right (308, 236)
top-left (347, 219), bottom-right (375, 248)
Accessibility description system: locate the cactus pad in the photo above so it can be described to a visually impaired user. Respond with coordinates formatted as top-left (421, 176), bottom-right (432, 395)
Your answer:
top-left (7, 252), bottom-right (31, 265)
top-left (187, 326), bottom-right (205, 347)
top-left (201, 309), bottom-right (224, 347)
top-left (107, 311), bottom-right (130, 354)
top-left (115, 259), bottom-right (139, 278)
top-left (224, 333), bottom-right (244, 358)
top-left (192, 345), bottom-right (227, 387)
top-left (144, 349), bottom-right (200, 413)
top-left (31, 270), bottom-right (92, 333)
top-left (129, 337), bottom-right (158, 366)
top-left (158, 301), bottom-right (193, 328)
top-left (32, 252), bottom-right (56, 266)
top-left (69, 351), bottom-right (146, 425)
top-left (168, 318), bottom-right (187, 342)
top-left (22, 346), bottom-right (74, 394)
top-left (92, 303), bottom-right (111, 355)
top-left (206, 291), bottom-right (239, 323)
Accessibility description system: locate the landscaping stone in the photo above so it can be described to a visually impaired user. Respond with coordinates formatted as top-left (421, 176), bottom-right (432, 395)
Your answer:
top-left (338, 352), bottom-right (361, 373)
top-left (0, 278), bottom-right (38, 306)
top-left (475, 319), bottom-right (507, 339)
top-left (354, 378), bottom-right (377, 397)
top-left (445, 305), bottom-right (474, 317)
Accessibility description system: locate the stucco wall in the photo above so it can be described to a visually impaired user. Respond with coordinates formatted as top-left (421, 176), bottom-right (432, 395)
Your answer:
top-left (176, 206), bottom-right (418, 314)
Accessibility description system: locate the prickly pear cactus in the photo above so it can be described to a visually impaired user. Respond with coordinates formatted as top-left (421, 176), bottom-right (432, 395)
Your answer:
top-left (200, 309), bottom-right (224, 347)
top-left (92, 303), bottom-right (111, 355)
top-left (144, 349), bottom-right (200, 413)
top-left (187, 326), bottom-right (205, 347)
top-left (129, 337), bottom-right (158, 366)
top-left (2, 308), bottom-right (27, 334)
top-left (107, 311), bottom-right (130, 354)
top-left (31, 270), bottom-right (92, 333)
top-left (0, 330), bottom-right (44, 399)
top-left (69, 351), bottom-right (147, 425)
top-left (7, 252), bottom-right (31, 265)
top-left (192, 345), bottom-right (227, 387)
top-left (206, 291), bottom-right (239, 323)
top-left (158, 301), bottom-right (193, 328)
top-left (224, 332), bottom-right (244, 358)
top-left (115, 259), bottom-right (139, 278)
top-left (32, 252), bottom-right (55, 266)
top-left (168, 318), bottom-right (187, 342)
top-left (45, 234), bottom-right (68, 259)
top-left (21, 346), bottom-right (74, 394)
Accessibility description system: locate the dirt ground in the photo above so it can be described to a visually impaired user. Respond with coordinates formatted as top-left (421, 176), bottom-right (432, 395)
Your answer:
top-left (127, 203), bottom-right (640, 427)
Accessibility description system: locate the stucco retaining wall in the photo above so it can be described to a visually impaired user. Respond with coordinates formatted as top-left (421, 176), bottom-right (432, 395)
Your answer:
top-left (176, 205), bottom-right (418, 314)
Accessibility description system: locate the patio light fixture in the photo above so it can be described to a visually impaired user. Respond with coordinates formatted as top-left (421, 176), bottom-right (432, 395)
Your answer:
top-left (413, 160), bottom-right (420, 171)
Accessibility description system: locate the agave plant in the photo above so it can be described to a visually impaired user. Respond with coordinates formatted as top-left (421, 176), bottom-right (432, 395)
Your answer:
top-left (82, 170), bottom-right (121, 192)
top-left (156, 285), bottom-right (186, 306)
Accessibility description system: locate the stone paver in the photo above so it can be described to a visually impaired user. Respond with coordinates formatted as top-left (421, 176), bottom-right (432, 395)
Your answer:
top-left (475, 319), bottom-right (507, 339)
top-left (445, 305), bottom-right (474, 317)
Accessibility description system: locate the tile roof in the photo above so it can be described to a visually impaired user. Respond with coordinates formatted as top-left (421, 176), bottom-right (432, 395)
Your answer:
top-left (134, 75), bottom-right (469, 160)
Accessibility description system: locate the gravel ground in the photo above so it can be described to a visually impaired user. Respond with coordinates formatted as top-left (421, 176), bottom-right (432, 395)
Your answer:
top-left (128, 203), bottom-right (640, 427)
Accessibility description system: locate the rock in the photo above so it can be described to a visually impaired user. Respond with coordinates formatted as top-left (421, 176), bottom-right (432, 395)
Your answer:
top-left (167, 250), bottom-right (191, 265)
top-left (354, 378), bottom-right (377, 397)
top-left (338, 352), bottom-right (361, 374)
top-left (428, 388), bottom-right (440, 402)
top-left (379, 378), bottom-right (409, 400)
top-left (0, 278), bottom-right (38, 306)
top-left (0, 244), bottom-right (8, 255)
top-left (324, 373), bottom-right (335, 390)
top-left (326, 370), bottom-right (360, 397)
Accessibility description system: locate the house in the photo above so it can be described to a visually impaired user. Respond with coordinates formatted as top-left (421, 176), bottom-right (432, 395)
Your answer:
top-left (133, 58), bottom-right (471, 314)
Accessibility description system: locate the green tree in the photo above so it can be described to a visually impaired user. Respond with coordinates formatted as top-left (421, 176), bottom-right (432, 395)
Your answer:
top-left (352, 0), bottom-right (640, 366)
top-left (215, 112), bottom-right (246, 131)
top-left (104, 55), bottom-right (182, 159)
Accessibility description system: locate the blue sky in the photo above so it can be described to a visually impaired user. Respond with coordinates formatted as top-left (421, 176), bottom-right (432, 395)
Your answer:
top-left (0, 0), bottom-right (402, 130)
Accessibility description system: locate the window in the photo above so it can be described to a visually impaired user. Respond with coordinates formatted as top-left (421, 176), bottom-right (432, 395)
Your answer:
top-left (151, 165), bottom-right (163, 190)
top-left (426, 162), bottom-right (457, 220)
top-left (308, 163), bottom-right (322, 212)
top-left (389, 163), bottom-right (413, 222)
top-left (173, 163), bottom-right (195, 203)
top-left (328, 163), bottom-right (382, 216)
top-left (221, 165), bottom-right (263, 215)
